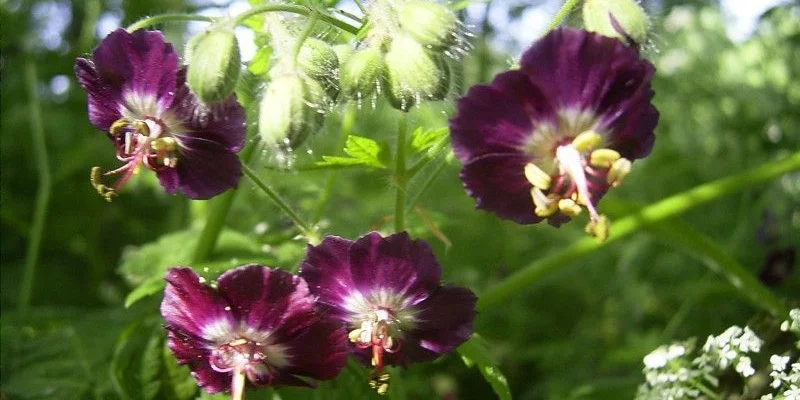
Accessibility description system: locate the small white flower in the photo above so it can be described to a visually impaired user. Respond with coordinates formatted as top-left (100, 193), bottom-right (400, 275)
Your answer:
top-left (735, 356), bottom-right (755, 377)
top-left (771, 355), bottom-right (791, 372)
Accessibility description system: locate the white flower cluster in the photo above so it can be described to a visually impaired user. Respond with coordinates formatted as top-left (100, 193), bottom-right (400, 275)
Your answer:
top-left (636, 326), bottom-right (764, 400)
top-left (762, 309), bottom-right (800, 400)
top-left (695, 325), bottom-right (763, 378)
top-left (638, 310), bottom-right (800, 400)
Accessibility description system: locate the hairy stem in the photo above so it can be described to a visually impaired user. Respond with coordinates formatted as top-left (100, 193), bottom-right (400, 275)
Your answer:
top-left (394, 115), bottom-right (408, 232)
top-left (126, 14), bottom-right (215, 32)
top-left (547, 0), bottom-right (581, 31)
top-left (243, 164), bottom-right (320, 244)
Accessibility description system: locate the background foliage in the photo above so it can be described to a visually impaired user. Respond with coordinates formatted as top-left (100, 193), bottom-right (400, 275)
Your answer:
top-left (1, 0), bottom-right (798, 399)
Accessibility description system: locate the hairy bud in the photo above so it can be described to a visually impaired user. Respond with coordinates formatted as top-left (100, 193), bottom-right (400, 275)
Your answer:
top-left (297, 38), bottom-right (340, 80)
top-left (398, 1), bottom-right (459, 49)
top-left (186, 29), bottom-right (241, 103)
top-left (340, 48), bottom-right (385, 100)
top-left (383, 35), bottom-right (447, 111)
top-left (583, 0), bottom-right (650, 44)
top-left (258, 74), bottom-right (326, 149)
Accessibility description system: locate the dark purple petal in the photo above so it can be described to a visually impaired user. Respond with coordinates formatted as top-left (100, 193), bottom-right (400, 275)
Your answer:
top-left (172, 136), bottom-right (242, 199)
top-left (91, 29), bottom-right (179, 112)
top-left (460, 153), bottom-right (542, 224)
top-left (166, 330), bottom-right (230, 394)
top-left (217, 265), bottom-right (318, 337)
top-left (450, 70), bottom-right (552, 162)
top-left (348, 232), bottom-right (442, 305)
top-left (157, 167), bottom-right (180, 195)
top-left (280, 318), bottom-right (348, 381)
top-left (299, 236), bottom-right (357, 321)
top-left (519, 28), bottom-right (657, 160)
top-left (412, 286), bottom-right (477, 357)
top-left (74, 58), bottom-right (124, 132)
top-left (161, 267), bottom-right (235, 340)
top-left (171, 69), bottom-right (246, 152)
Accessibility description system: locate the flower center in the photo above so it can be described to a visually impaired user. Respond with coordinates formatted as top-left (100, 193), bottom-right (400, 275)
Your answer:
top-left (90, 117), bottom-right (180, 201)
top-left (348, 308), bottom-right (402, 394)
top-left (210, 337), bottom-right (276, 389)
top-left (524, 130), bottom-right (632, 241)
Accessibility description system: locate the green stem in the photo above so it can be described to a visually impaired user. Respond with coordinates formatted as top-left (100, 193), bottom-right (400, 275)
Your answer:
top-left (406, 155), bottom-right (448, 212)
top-left (233, 4), bottom-right (361, 35)
top-left (312, 107), bottom-right (355, 224)
top-left (547, 0), bottom-right (581, 31)
top-left (19, 60), bottom-right (51, 311)
top-left (394, 115), bottom-right (409, 233)
top-left (353, 0), bottom-right (368, 15)
top-left (126, 14), bottom-right (215, 32)
top-left (191, 144), bottom-right (258, 264)
top-left (242, 164), bottom-right (320, 244)
top-left (126, 5), bottom-right (361, 35)
top-left (293, 12), bottom-right (319, 64)
top-left (477, 152), bottom-right (800, 312)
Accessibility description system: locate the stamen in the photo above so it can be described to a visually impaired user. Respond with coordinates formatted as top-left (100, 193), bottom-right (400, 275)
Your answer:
top-left (558, 198), bottom-right (582, 216)
top-left (524, 163), bottom-right (552, 190)
top-left (585, 214), bottom-right (610, 242)
top-left (555, 145), bottom-right (600, 220)
top-left (571, 130), bottom-right (602, 152)
top-left (589, 149), bottom-right (621, 168)
top-left (607, 158), bottom-right (632, 186)
top-left (369, 370), bottom-right (391, 395)
top-left (89, 166), bottom-right (116, 202)
top-left (531, 187), bottom-right (559, 217)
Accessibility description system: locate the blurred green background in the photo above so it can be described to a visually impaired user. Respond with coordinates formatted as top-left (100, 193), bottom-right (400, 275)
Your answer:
top-left (1, 0), bottom-right (798, 399)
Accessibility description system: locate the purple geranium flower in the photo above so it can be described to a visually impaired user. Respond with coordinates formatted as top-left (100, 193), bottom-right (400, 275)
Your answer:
top-left (299, 232), bottom-right (476, 392)
top-left (75, 29), bottom-right (245, 200)
top-left (161, 265), bottom-right (348, 396)
top-left (449, 28), bottom-right (658, 240)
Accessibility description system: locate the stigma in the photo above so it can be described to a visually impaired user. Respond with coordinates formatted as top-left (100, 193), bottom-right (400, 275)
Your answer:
top-left (525, 130), bottom-right (632, 241)
top-left (348, 309), bottom-right (402, 395)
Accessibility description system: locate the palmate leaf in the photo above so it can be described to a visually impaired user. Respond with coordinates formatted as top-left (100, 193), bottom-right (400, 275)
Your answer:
top-left (0, 308), bottom-right (141, 399)
top-left (314, 135), bottom-right (389, 169)
top-left (458, 335), bottom-right (512, 400)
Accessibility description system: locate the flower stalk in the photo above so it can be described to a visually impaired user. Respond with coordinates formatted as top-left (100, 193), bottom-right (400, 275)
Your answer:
top-left (242, 164), bottom-right (320, 244)
top-left (19, 60), bottom-right (51, 311)
top-left (394, 115), bottom-right (408, 233)
top-left (478, 151), bottom-right (800, 312)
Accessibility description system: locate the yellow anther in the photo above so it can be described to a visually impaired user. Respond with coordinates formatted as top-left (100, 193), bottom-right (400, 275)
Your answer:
top-left (585, 214), bottom-right (610, 242)
top-left (607, 158), bottom-right (632, 187)
top-left (524, 163), bottom-right (552, 190)
top-left (589, 149), bottom-right (621, 168)
top-left (558, 198), bottom-right (582, 216)
top-left (151, 137), bottom-right (178, 152)
top-left (89, 166), bottom-right (116, 202)
top-left (572, 130), bottom-right (603, 152)
top-left (348, 328), bottom-right (363, 343)
top-left (109, 118), bottom-right (132, 136)
top-left (531, 188), bottom-right (559, 217)
top-left (228, 338), bottom-right (248, 346)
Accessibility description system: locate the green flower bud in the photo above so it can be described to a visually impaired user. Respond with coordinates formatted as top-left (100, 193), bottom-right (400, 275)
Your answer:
top-left (332, 44), bottom-right (353, 64)
top-left (186, 29), bottom-right (241, 103)
top-left (429, 56), bottom-right (451, 101)
top-left (258, 74), bottom-right (327, 149)
top-left (398, 1), bottom-right (459, 49)
top-left (583, 0), bottom-right (650, 44)
top-left (297, 38), bottom-right (339, 80)
top-left (340, 48), bottom-right (384, 100)
top-left (383, 35), bottom-right (447, 111)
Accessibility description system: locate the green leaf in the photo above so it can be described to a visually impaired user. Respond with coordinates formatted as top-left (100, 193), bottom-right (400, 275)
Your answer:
top-left (458, 335), bottom-right (512, 400)
top-left (120, 228), bottom-right (272, 307)
top-left (140, 328), bottom-right (164, 400)
top-left (248, 47), bottom-right (272, 76)
top-left (315, 135), bottom-right (388, 169)
top-left (410, 127), bottom-right (448, 154)
top-left (163, 344), bottom-right (198, 400)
